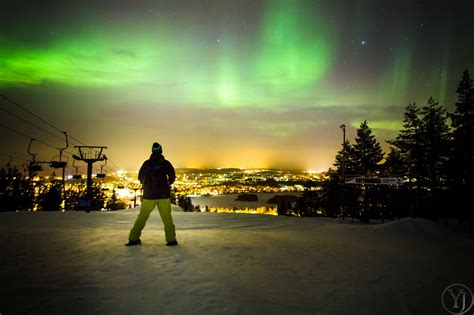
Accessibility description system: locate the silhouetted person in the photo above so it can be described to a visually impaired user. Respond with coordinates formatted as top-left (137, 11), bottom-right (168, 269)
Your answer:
top-left (126, 142), bottom-right (177, 246)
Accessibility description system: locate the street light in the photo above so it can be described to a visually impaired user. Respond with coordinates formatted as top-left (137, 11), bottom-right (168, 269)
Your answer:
top-left (339, 124), bottom-right (346, 220)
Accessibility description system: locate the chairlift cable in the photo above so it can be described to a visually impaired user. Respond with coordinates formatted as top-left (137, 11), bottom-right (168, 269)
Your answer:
top-left (0, 94), bottom-right (87, 146)
top-left (0, 107), bottom-right (78, 155)
top-left (0, 153), bottom-right (29, 160)
top-left (0, 105), bottom-right (66, 143)
top-left (0, 122), bottom-right (57, 150)
top-left (1, 94), bottom-right (65, 133)
top-left (0, 94), bottom-right (102, 158)
top-left (0, 122), bottom-right (77, 160)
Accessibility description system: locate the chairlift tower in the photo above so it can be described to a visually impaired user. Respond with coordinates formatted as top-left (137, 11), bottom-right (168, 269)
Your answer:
top-left (73, 146), bottom-right (107, 212)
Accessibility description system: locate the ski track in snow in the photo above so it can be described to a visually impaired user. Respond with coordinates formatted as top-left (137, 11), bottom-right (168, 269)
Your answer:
top-left (0, 209), bottom-right (473, 314)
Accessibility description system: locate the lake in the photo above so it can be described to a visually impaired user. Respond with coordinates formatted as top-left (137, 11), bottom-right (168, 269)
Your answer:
top-left (189, 192), bottom-right (302, 210)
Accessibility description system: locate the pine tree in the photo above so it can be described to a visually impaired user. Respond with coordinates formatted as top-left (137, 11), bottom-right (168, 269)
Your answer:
top-left (330, 122), bottom-right (383, 221)
top-left (350, 121), bottom-right (383, 222)
top-left (388, 99), bottom-right (451, 219)
top-left (388, 103), bottom-right (425, 186)
top-left (333, 140), bottom-right (357, 176)
top-left (352, 120), bottom-right (384, 175)
top-left (382, 147), bottom-right (407, 176)
top-left (38, 180), bottom-right (62, 211)
top-left (177, 195), bottom-right (193, 211)
top-left (419, 97), bottom-right (451, 191)
top-left (108, 189), bottom-right (127, 210)
top-left (296, 189), bottom-right (324, 217)
top-left (0, 167), bottom-right (31, 211)
top-left (450, 70), bottom-right (474, 226)
top-left (451, 69), bottom-right (474, 187)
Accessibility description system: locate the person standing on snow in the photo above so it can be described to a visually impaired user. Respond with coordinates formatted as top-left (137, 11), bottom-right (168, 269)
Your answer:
top-left (126, 142), bottom-right (178, 246)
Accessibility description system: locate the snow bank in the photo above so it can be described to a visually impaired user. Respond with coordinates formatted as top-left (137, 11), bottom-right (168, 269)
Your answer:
top-left (0, 210), bottom-right (472, 314)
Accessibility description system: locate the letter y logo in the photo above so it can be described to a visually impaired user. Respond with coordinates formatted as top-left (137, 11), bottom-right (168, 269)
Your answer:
top-left (442, 284), bottom-right (473, 314)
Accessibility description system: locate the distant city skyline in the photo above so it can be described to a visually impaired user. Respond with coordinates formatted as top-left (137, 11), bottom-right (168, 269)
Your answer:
top-left (1, 1), bottom-right (473, 172)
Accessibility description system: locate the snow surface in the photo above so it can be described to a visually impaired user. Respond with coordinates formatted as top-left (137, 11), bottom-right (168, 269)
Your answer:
top-left (0, 209), bottom-right (473, 314)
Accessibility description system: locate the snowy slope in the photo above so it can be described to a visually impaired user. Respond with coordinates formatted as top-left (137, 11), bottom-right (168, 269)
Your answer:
top-left (0, 209), bottom-right (473, 315)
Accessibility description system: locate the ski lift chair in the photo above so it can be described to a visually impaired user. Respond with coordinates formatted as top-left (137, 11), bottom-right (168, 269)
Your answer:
top-left (72, 159), bottom-right (82, 180)
top-left (96, 155), bottom-right (107, 178)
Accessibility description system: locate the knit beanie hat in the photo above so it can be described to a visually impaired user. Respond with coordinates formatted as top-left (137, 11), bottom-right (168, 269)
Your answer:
top-left (152, 142), bottom-right (162, 154)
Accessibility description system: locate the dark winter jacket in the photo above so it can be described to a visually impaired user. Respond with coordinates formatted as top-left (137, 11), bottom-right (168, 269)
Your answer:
top-left (138, 153), bottom-right (176, 199)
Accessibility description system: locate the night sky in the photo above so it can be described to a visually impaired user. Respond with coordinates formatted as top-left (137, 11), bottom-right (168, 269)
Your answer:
top-left (1, 0), bottom-right (473, 172)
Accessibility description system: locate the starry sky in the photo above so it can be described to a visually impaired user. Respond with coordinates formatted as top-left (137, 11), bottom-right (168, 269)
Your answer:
top-left (1, 0), bottom-right (473, 172)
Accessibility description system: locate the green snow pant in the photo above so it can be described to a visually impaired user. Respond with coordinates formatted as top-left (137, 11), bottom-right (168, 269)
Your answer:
top-left (128, 198), bottom-right (176, 242)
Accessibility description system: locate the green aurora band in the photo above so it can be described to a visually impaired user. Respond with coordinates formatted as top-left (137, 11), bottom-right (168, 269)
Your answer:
top-left (0, 0), bottom-right (472, 170)
top-left (0, 1), bottom-right (465, 114)
top-left (0, 1), bottom-right (336, 109)
top-left (256, 1), bottom-right (332, 89)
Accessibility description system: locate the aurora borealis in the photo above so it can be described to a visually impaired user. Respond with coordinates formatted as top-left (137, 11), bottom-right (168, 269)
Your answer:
top-left (1, 1), bottom-right (473, 171)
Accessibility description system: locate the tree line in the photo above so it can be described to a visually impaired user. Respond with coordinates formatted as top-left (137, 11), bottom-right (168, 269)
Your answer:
top-left (283, 69), bottom-right (474, 227)
top-left (0, 168), bottom-right (127, 211)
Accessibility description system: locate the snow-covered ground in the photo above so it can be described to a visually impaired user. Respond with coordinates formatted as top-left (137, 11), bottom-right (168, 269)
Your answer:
top-left (1, 208), bottom-right (473, 314)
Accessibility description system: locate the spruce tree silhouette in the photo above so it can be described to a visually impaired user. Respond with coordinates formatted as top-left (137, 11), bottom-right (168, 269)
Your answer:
top-left (382, 147), bottom-right (407, 176)
top-left (451, 70), bottom-right (474, 185)
top-left (388, 103), bottom-right (424, 217)
top-left (352, 121), bottom-right (384, 222)
top-left (352, 120), bottom-right (384, 176)
top-left (389, 103), bottom-right (423, 178)
top-left (451, 69), bottom-right (474, 227)
top-left (334, 140), bottom-right (357, 176)
top-left (420, 98), bottom-right (451, 190)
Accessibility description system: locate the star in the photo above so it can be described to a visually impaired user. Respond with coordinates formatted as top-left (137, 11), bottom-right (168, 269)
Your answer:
top-left (361, 40), bottom-right (366, 45)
